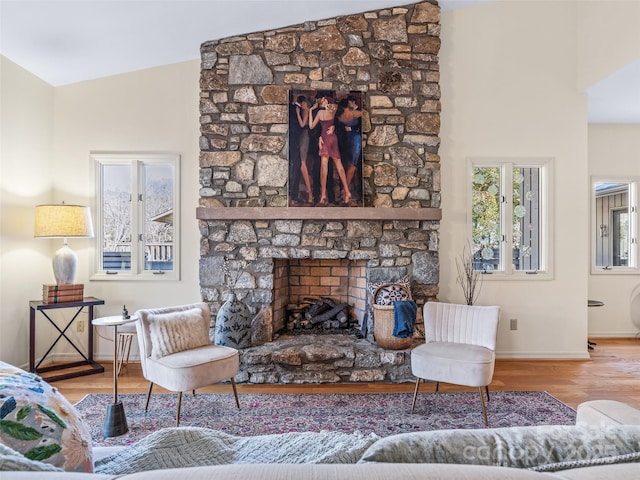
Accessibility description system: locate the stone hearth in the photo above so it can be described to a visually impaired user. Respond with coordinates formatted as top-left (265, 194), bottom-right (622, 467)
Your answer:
top-left (237, 334), bottom-right (415, 384)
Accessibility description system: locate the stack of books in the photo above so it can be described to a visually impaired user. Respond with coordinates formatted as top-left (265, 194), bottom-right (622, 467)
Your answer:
top-left (42, 284), bottom-right (84, 304)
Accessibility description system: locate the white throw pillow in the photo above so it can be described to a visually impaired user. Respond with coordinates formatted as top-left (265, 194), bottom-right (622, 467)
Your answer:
top-left (358, 425), bottom-right (640, 470)
top-left (148, 307), bottom-right (210, 359)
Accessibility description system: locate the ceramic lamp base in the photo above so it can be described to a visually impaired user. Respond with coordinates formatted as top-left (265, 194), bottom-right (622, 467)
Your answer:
top-left (52, 243), bottom-right (78, 285)
top-left (103, 401), bottom-right (128, 437)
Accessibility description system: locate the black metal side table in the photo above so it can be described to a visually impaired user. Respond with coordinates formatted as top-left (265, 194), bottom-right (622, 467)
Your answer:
top-left (29, 296), bottom-right (105, 381)
top-left (587, 299), bottom-right (605, 350)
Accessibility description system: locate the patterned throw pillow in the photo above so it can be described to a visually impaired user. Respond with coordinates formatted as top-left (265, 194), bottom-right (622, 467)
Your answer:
top-left (148, 307), bottom-right (210, 359)
top-left (0, 361), bottom-right (93, 472)
top-left (368, 276), bottom-right (412, 306)
top-left (374, 285), bottom-right (411, 306)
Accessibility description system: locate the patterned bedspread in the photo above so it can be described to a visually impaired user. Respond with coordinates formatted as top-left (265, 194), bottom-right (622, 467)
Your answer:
top-left (95, 427), bottom-right (380, 474)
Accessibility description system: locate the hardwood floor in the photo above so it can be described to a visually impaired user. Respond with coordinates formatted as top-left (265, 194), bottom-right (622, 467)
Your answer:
top-left (54, 337), bottom-right (640, 409)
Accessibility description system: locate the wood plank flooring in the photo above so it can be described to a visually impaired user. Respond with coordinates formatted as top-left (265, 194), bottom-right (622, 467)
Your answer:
top-left (54, 338), bottom-right (640, 409)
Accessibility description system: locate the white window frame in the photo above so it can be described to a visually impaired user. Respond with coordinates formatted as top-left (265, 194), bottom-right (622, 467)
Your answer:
top-left (468, 157), bottom-right (554, 280)
top-left (590, 176), bottom-right (639, 275)
top-left (90, 152), bottom-right (180, 281)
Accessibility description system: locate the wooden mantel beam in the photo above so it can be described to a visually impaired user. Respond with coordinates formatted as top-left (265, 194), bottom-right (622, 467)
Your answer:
top-left (196, 207), bottom-right (442, 221)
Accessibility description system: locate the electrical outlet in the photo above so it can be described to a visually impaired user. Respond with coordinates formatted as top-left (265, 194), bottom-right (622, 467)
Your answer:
top-left (510, 318), bottom-right (518, 331)
top-left (77, 320), bottom-right (85, 333)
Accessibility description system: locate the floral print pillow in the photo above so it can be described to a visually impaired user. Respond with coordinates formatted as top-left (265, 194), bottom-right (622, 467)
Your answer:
top-left (0, 361), bottom-right (93, 472)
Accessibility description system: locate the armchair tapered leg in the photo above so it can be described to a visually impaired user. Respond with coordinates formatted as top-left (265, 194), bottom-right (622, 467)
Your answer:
top-left (485, 385), bottom-right (490, 402)
top-left (230, 377), bottom-right (240, 409)
top-left (411, 378), bottom-right (421, 413)
top-left (479, 387), bottom-right (488, 427)
top-left (176, 392), bottom-right (183, 427)
top-left (144, 382), bottom-right (154, 412)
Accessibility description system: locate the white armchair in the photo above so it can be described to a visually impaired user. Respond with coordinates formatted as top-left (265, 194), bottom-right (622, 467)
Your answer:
top-left (135, 302), bottom-right (240, 426)
top-left (411, 302), bottom-right (500, 426)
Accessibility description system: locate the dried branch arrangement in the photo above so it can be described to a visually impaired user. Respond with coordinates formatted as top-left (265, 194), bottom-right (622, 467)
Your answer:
top-left (456, 244), bottom-right (483, 305)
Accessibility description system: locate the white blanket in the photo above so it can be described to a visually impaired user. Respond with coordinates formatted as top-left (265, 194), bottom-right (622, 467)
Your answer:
top-left (95, 427), bottom-right (380, 474)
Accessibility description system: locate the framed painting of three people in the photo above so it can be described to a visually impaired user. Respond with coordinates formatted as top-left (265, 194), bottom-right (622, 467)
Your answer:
top-left (288, 89), bottom-right (364, 207)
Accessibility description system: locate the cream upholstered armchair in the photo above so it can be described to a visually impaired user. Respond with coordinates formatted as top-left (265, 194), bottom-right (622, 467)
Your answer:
top-left (135, 302), bottom-right (240, 426)
top-left (411, 302), bottom-right (500, 426)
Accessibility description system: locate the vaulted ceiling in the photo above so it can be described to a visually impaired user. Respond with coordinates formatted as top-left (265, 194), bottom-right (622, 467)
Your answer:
top-left (1, 0), bottom-right (638, 123)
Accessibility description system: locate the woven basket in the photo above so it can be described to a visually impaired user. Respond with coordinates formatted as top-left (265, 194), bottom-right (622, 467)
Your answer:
top-left (372, 283), bottom-right (413, 350)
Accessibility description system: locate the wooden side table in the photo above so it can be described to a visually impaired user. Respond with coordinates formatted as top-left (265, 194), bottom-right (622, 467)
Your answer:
top-left (29, 297), bottom-right (105, 381)
top-left (92, 315), bottom-right (138, 437)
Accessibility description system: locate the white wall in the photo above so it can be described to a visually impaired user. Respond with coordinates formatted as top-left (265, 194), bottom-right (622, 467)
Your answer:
top-left (578, 0), bottom-right (640, 337)
top-left (0, 59), bottom-right (201, 366)
top-left (439, 2), bottom-right (590, 358)
top-left (0, 56), bottom-right (56, 367)
top-left (51, 60), bottom-right (202, 361)
top-left (588, 124), bottom-right (640, 336)
top-left (577, 1), bottom-right (640, 91)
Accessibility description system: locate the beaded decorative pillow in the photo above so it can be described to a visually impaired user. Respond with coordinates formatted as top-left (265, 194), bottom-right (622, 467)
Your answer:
top-left (0, 361), bottom-right (93, 472)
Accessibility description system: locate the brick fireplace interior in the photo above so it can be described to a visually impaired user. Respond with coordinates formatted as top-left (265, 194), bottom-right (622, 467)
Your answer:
top-left (273, 258), bottom-right (367, 333)
top-left (196, 1), bottom-right (442, 383)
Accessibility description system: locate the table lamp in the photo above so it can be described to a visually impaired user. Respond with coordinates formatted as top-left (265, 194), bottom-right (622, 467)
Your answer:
top-left (34, 203), bottom-right (94, 284)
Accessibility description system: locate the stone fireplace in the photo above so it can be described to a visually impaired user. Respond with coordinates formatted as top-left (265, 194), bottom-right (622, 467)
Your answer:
top-left (197, 1), bottom-right (442, 383)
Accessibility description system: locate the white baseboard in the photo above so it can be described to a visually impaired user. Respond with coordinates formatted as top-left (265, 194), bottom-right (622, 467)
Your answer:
top-left (495, 350), bottom-right (591, 360)
top-left (587, 332), bottom-right (638, 338)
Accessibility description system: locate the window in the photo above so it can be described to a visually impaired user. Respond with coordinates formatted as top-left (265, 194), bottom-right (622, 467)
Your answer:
top-left (91, 152), bottom-right (180, 280)
top-left (591, 178), bottom-right (638, 273)
top-left (469, 158), bottom-right (552, 278)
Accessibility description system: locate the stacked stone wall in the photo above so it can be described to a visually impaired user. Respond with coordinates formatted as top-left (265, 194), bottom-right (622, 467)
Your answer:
top-left (198, 2), bottom-right (442, 380)
top-left (199, 1), bottom-right (441, 209)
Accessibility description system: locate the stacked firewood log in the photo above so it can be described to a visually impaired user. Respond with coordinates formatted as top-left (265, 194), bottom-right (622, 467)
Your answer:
top-left (286, 297), bottom-right (356, 331)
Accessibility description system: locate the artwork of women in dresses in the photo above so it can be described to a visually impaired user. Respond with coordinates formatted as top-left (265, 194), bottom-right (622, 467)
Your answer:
top-left (288, 89), bottom-right (364, 207)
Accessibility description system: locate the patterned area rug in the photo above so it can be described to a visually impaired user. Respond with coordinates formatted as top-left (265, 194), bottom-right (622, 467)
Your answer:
top-left (75, 391), bottom-right (576, 447)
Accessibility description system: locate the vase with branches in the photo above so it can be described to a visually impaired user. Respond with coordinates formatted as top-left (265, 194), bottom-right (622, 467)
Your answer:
top-left (456, 244), bottom-right (483, 305)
